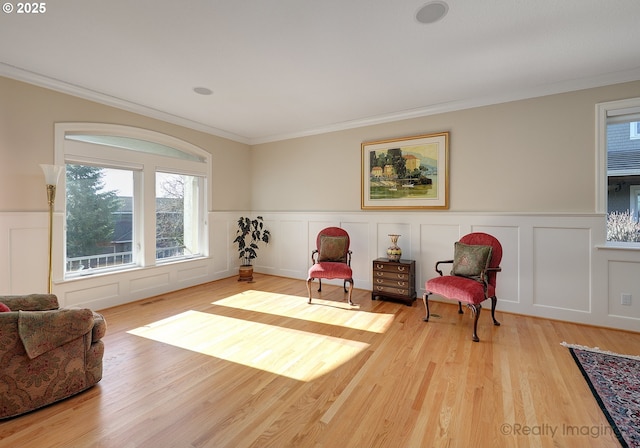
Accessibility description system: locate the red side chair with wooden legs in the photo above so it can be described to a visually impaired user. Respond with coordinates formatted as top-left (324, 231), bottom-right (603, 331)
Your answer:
top-left (307, 227), bottom-right (354, 306)
top-left (423, 232), bottom-right (502, 342)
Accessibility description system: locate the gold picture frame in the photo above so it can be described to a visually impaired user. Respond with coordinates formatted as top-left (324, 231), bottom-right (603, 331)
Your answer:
top-left (361, 132), bottom-right (449, 210)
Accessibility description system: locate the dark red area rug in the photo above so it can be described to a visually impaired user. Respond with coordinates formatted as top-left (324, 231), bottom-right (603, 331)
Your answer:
top-left (562, 342), bottom-right (640, 447)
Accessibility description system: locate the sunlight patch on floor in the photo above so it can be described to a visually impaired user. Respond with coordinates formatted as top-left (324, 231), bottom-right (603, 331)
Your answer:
top-left (128, 310), bottom-right (370, 381)
top-left (212, 290), bottom-right (395, 333)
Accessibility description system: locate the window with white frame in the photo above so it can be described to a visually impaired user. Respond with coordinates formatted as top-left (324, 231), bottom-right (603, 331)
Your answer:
top-left (155, 171), bottom-right (203, 262)
top-left (631, 121), bottom-right (640, 140)
top-left (65, 165), bottom-right (136, 272)
top-left (597, 98), bottom-right (640, 244)
top-left (630, 185), bottom-right (640, 221)
top-left (58, 124), bottom-right (209, 278)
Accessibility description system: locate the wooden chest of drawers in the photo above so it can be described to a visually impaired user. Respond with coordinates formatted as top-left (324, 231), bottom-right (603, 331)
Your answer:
top-left (371, 258), bottom-right (416, 306)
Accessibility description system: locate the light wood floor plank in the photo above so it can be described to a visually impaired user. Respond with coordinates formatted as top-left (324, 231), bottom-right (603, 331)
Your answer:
top-left (0, 274), bottom-right (638, 447)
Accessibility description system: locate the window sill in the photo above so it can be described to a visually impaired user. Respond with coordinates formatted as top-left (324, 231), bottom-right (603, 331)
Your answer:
top-left (62, 256), bottom-right (208, 282)
top-left (596, 242), bottom-right (640, 251)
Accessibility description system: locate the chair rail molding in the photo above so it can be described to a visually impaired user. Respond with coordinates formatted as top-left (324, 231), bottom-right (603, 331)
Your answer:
top-left (1, 210), bottom-right (637, 333)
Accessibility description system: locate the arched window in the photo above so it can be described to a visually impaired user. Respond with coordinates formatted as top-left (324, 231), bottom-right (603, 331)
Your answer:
top-left (55, 124), bottom-right (210, 278)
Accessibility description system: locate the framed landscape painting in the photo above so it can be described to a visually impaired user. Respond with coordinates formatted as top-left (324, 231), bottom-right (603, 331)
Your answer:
top-left (361, 132), bottom-right (449, 210)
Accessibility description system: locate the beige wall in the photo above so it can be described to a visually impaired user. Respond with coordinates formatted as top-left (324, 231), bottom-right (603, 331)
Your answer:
top-left (0, 76), bottom-right (251, 212)
top-left (251, 80), bottom-right (640, 212)
top-left (3, 76), bottom-right (640, 331)
top-left (5, 75), bottom-right (639, 214)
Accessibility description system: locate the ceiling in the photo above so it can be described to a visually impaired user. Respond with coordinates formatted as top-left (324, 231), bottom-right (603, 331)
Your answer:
top-left (2, 0), bottom-right (640, 145)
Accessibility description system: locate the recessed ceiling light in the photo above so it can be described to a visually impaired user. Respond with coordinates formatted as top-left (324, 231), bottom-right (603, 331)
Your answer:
top-left (193, 87), bottom-right (213, 96)
top-left (416, 1), bottom-right (449, 24)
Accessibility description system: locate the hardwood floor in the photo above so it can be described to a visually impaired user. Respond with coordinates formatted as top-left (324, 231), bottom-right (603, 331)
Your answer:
top-left (1, 274), bottom-right (638, 448)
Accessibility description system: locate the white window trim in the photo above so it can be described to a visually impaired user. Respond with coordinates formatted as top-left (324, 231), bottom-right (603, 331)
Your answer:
top-left (54, 123), bottom-right (212, 281)
top-left (630, 185), bottom-right (640, 220)
top-left (595, 97), bottom-right (640, 214)
top-left (632, 122), bottom-right (640, 140)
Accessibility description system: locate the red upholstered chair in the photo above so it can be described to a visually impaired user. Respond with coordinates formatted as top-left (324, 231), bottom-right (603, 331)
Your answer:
top-left (423, 232), bottom-right (502, 342)
top-left (307, 227), bottom-right (354, 306)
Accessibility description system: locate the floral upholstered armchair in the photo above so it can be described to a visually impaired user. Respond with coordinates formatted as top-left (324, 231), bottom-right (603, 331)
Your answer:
top-left (0, 294), bottom-right (106, 419)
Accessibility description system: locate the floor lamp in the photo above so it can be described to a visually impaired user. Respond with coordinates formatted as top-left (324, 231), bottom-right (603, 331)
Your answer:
top-left (40, 164), bottom-right (64, 294)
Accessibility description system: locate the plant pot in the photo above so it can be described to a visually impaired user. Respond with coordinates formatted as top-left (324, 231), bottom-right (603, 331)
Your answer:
top-left (238, 265), bottom-right (254, 282)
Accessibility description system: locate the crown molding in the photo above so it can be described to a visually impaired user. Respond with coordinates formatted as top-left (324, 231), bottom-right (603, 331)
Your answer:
top-left (0, 63), bottom-right (250, 145)
top-left (3, 62), bottom-right (640, 146)
top-left (249, 67), bottom-right (640, 145)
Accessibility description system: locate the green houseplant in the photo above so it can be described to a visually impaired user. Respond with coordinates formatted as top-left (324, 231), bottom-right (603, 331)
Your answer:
top-left (234, 216), bottom-right (271, 281)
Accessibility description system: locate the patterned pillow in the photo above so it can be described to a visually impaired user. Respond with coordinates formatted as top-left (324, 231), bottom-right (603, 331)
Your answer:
top-left (451, 242), bottom-right (492, 280)
top-left (0, 302), bottom-right (10, 312)
top-left (318, 235), bottom-right (348, 262)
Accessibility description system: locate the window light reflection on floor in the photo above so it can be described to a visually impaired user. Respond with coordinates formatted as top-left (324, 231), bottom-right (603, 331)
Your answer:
top-left (213, 290), bottom-right (394, 334)
top-left (127, 291), bottom-right (395, 381)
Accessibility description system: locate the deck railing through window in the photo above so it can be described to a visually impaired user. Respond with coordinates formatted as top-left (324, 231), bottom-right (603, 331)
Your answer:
top-left (66, 245), bottom-right (187, 274)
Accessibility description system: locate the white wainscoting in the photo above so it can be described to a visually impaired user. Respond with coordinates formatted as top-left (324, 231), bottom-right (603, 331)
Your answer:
top-left (1, 211), bottom-right (638, 333)
top-left (0, 213), bottom-right (49, 294)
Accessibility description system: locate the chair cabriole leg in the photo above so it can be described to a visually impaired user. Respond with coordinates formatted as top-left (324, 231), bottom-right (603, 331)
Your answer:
top-left (422, 292), bottom-right (431, 322)
top-left (346, 280), bottom-right (354, 306)
top-left (306, 278), bottom-right (313, 304)
top-left (469, 303), bottom-right (481, 342)
top-left (490, 296), bottom-right (500, 326)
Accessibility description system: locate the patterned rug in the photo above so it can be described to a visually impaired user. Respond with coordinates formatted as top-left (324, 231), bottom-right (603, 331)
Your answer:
top-left (562, 342), bottom-right (640, 448)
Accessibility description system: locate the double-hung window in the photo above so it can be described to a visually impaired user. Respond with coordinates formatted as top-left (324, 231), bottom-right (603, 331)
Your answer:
top-left (57, 124), bottom-right (210, 278)
top-left (597, 98), bottom-right (640, 244)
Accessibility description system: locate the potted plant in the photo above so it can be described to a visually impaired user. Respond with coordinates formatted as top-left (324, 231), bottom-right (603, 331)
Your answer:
top-left (234, 216), bottom-right (271, 281)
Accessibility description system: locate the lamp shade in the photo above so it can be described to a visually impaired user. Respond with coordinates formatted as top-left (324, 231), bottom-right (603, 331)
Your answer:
top-left (40, 164), bottom-right (64, 186)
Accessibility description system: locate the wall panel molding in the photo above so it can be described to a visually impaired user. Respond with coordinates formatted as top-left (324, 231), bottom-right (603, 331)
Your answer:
top-left (1, 211), bottom-right (637, 332)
